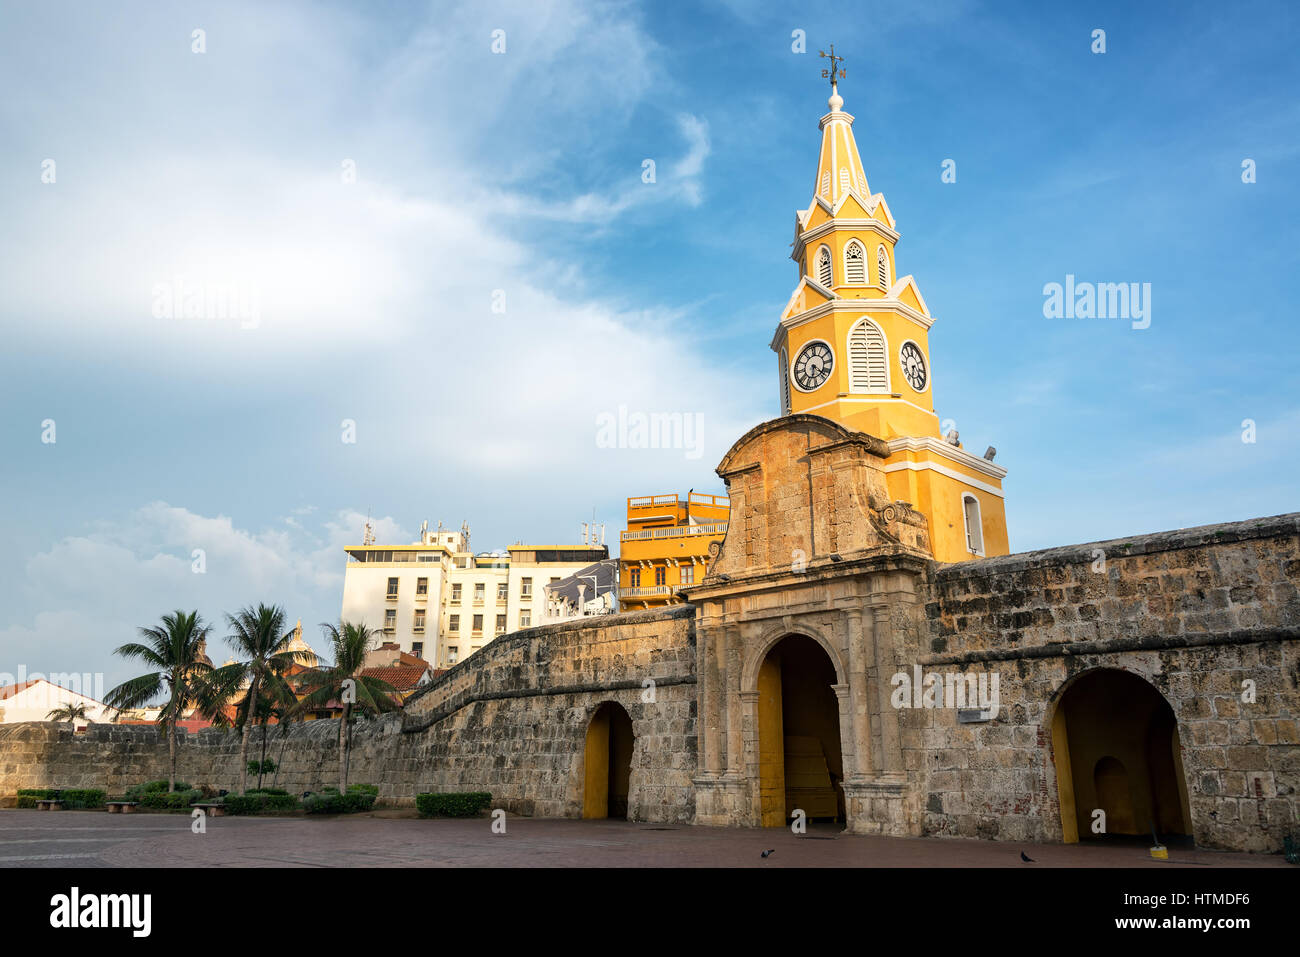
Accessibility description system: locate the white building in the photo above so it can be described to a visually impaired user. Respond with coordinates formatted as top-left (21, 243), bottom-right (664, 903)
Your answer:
top-left (341, 521), bottom-right (609, 669)
top-left (0, 678), bottom-right (114, 729)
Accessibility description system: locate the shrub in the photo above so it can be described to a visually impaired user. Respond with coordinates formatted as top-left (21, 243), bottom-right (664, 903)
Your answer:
top-left (17, 788), bottom-right (56, 808)
top-left (245, 787), bottom-right (289, 797)
top-left (223, 792), bottom-right (299, 815)
top-left (303, 784), bottom-right (378, 815)
top-left (138, 789), bottom-right (202, 810)
top-left (416, 792), bottom-right (492, 818)
top-left (247, 759), bottom-right (277, 776)
top-left (60, 789), bottom-right (106, 810)
top-left (125, 780), bottom-right (191, 800)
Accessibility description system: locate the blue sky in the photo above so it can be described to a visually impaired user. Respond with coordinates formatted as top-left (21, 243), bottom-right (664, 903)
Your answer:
top-left (1, 0), bottom-right (1297, 689)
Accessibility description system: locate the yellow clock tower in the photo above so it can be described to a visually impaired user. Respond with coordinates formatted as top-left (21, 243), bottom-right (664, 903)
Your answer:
top-left (771, 69), bottom-right (1010, 562)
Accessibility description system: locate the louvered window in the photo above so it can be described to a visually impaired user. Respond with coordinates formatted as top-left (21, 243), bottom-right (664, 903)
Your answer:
top-left (963, 495), bottom-right (984, 554)
top-left (839, 168), bottom-right (850, 195)
top-left (820, 172), bottom-right (830, 198)
top-left (877, 246), bottom-right (889, 289)
top-left (845, 241), bottom-right (865, 283)
top-left (816, 246), bottom-right (832, 286)
top-left (848, 318), bottom-right (888, 393)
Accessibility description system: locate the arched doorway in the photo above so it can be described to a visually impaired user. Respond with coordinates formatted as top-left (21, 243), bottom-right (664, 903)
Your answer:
top-left (582, 701), bottom-right (633, 819)
top-left (756, 635), bottom-right (844, 827)
top-left (1050, 669), bottom-right (1191, 844)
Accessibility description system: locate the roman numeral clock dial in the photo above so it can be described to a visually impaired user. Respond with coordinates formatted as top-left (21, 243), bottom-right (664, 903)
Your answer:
top-left (792, 341), bottom-right (833, 391)
top-left (900, 341), bottom-right (928, 391)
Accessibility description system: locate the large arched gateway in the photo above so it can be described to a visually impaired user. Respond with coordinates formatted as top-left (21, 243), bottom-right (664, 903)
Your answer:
top-left (1050, 668), bottom-right (1192, 845)
top-left (757, 635), bottom-right (845, 826)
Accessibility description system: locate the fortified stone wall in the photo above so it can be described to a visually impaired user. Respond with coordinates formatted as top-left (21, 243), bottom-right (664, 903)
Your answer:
top-left (0, 606), bottom-right (698, 823)
top-left (903, 513), bottom-right (1300, 851)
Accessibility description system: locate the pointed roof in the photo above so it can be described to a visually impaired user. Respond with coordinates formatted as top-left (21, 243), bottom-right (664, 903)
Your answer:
top-left (812, 86), bottom-right (870, 210)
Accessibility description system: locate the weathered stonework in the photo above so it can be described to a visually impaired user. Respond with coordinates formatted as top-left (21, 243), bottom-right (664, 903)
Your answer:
top-left (3, 416), bottom-right (1296, 853)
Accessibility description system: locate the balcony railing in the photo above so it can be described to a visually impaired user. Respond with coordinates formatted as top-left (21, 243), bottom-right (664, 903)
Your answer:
top-left (621, 522), bottom-right (728, 543)
top-left (622, 585), bottom-right (674, 598)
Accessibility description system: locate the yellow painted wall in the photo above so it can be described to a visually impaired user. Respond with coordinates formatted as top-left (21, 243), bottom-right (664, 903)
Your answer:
top-left (582, 708), bottom-right (609, 819)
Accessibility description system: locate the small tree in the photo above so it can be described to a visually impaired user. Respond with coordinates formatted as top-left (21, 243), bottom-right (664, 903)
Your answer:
top-left (106, 610), bottom-right (214, 792)
top-left (46, 702), bottom-right (89, 724)
top-left (293, 621), bottom-right (400, 792)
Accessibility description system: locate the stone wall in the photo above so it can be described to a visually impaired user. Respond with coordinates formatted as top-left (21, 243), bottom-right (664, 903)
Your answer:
top-left (0, 605), bottom-right (699, 823)
top-left (908, 513), bottom-right (1300, 852)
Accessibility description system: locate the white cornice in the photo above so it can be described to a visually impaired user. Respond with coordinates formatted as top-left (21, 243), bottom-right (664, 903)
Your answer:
top-left (885, 436), bottom-right (1009, 481)
top-left (883, 460), bottom-right (1006, 498)
top-left (771, 298), bottom-right (937, 348)
top-left (796, 217), bottom-right (900, 250)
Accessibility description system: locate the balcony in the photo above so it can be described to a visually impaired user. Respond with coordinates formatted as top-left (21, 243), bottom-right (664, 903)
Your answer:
top-left (622, 585), bottom-right (674, 598)
top-left (621, 522), bottom-right (728, 543)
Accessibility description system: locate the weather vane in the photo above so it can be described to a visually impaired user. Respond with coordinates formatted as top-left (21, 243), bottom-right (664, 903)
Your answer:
top-left (819, 43), bottom-right (846, 90)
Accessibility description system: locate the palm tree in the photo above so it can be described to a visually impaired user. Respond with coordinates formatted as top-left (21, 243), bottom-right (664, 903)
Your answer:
top-left (106, 610), bottom-right (214, 792)
top-left (245, 670), bottom-right (300, 790)
top-left (293, 621), bottom-right (400, 792)
top-left (206, 604), bottom-right (308, 794)
top-left (45, 702), bottom-right (89, 724)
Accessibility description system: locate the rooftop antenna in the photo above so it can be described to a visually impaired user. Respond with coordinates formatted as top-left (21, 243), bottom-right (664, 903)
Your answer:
top-left (362, 508), bottom-right (375, 546)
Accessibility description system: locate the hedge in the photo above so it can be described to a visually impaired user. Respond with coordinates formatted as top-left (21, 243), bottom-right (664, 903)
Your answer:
top-left (303, 784), bottom-right (378, 815)
top-left (126, 780), bottom-right (191, 800)
top-left (16, 788), bottom-right (105, 809)
top-left (416, 792), bottom-right (492, 818)
top-left (138, 789), bottom-right (202, 810)
top-left (223, 792), bottom-right (300, 815)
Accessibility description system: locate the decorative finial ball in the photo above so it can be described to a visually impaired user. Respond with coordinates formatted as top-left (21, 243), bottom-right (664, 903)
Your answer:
top-left (829, 91), bottom-right (843, 111)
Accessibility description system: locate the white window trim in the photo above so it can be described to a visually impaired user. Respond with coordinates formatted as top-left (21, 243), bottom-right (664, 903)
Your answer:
top-left (789, 338), bottom-right (835, 394)
top-left (961, 493), bottom-right (985, 557)
top-left (815, 244), bottom-right (833, 287)
top-left (898, 338), bottom-right (930, 394)
top-left (778, 347), bottom-right (791, 414)
top-left (842, 239), bottom-right (867, 286)
top-left (845, 317), bottom-right (891, 394)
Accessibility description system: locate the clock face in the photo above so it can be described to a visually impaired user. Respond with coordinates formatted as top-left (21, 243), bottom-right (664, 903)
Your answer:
top-left (900, 341), bottom-right (928, 391)
top-left (792, 341), bottom-right (834, 391)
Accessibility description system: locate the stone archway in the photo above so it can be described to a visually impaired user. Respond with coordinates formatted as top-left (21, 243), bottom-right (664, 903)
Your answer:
top-left (756, 635), bottom-right (845, 827)
top-left (1049, 668), bottom-right (1191, 844)
top-left (582, 701), bottom-right (634, 820)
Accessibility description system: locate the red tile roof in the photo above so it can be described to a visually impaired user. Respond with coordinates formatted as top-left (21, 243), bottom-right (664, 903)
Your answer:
top-left (0, 681), bottom-right (38, 700)
top-left (360, 663), bottom-right (430, 693)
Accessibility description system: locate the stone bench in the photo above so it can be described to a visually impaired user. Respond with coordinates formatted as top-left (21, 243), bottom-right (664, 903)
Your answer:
top-left (190, 803), bottom-right (226, 817)
top-left (105, 802), bottom-right (139, 814)
top-left (35, 799), bottom-right (64, 810)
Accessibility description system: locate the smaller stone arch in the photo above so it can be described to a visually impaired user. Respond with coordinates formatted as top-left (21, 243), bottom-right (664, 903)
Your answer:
top-left (580, 699), bottom-right (635, 820)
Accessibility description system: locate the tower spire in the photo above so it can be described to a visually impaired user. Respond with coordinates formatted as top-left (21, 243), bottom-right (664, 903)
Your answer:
top-left (819, 43), bottom-right (846, 111)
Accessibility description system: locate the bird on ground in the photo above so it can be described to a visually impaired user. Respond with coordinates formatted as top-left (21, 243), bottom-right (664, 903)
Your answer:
top-left (1020, 851), bottom-right (1034, 863)
top-left (761, 849), bottom-right (776, 858)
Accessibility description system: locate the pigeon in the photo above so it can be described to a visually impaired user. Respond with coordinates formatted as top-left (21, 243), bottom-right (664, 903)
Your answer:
top-left (1020, 851), bottom-right (1034, 863)
top-left (761, 849), bottom-right (776, 858)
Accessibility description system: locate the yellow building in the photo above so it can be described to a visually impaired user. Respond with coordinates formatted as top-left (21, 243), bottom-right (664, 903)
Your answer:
top-left (771, 78), bottom-right (1009, 562)
top-left (618, 492), bottom-right (729, 610)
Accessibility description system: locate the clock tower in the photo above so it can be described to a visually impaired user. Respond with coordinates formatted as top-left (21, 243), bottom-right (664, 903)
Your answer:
top-left (771, 71), bottom-right (1010, 562)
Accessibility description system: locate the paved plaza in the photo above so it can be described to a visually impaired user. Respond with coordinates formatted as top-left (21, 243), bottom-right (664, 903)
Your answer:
top-left (0, 810), bottom-right (1288, 867)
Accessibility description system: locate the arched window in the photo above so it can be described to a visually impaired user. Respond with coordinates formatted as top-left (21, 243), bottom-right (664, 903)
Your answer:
top-left (816, 245), bottom-right (832, 287)
top-left (847, 318), bottom-right (888, 393)
top-left (778, 347), bottom-right (791, 414)
top-left (839, 168), bottom-right (850, 195)
top-left (877, 246), bottom-right (890, 290)
top-left (962, 494), bottom-right (984, 555)
top-left (844, 241), bottom-right (866, 284)
top-left (820, 171), bottom-right (831, 199)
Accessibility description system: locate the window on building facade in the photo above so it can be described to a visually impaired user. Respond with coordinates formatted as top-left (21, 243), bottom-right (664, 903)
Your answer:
top-left (845, 240), bottom-right (865, 283)
top-left (521, 577), bottom-right (533, 598)
top-left (877, 245), bottom-right (889, 289)
top-left (416, 577), bottom-right (428, 596)
top-left (386, 577), bottom-right (399, 598)
top-left (963, 495), bottom-right (985, 555)
top-left (496, 582), bottom-right (507, 601)
top-left (412, 641), bottom-right (423, 659)
top-left (654, 567), bottom-right (666, 586)
top-left (448, 646), bottom-right (459, 664)
top-left (451, 583), bottom-right (462, 603)
top-left (630, 568), bottom-right (641, 588)
top-left (519, 610), bottom-right (531, 628)
top-left (413, 609), bottom-right (425, 632)
top-left (495, 614), bottom-right (506, 634)
top-left (472, 614), bottom-right (483, 634)
top-left (681, 565), bottom-right (694, 585)
top-left (816, 245), bottom-right (832, 286)
top-left (848, 317), bottom-right (888, 393)
top-left (383, 608), bottom-right (396, 631)
top-left (474, 582), bottom-right (485, 603)
top-left (449, 614), bottom-right (460, 631)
